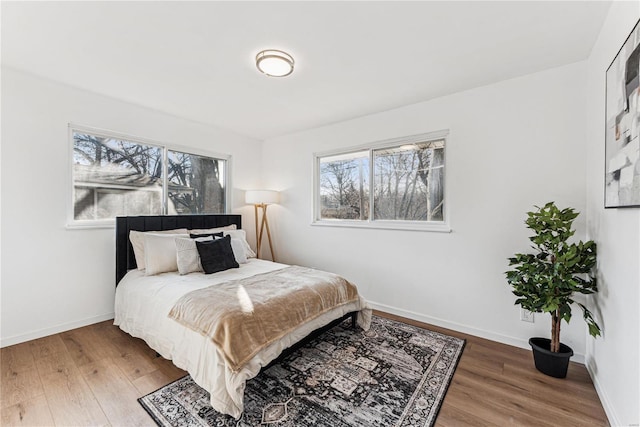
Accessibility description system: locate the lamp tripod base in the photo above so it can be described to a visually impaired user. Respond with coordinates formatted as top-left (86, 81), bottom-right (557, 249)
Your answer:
top-left (254, 203), bottom-right (275, 262)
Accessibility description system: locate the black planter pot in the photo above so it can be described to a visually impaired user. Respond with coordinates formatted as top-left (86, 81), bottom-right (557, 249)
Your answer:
top-left (528, 337), bottom-right (573, 378)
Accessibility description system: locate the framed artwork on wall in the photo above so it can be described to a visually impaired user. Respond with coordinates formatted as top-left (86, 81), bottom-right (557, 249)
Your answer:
top-left (605, 18), bottom-right (640, 208)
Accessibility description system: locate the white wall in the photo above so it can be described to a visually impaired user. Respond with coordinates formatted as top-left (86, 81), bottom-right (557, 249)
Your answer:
top-left (0, 68), bottom-right (263, 346)
top-left (585, 2), bottom-right (640, 425)
top-left (262, 62), bottom-right (591, 360)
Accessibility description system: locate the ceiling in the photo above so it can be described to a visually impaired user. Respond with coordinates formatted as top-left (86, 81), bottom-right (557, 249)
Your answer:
top-left (1, 1), bottom-right (611, 140)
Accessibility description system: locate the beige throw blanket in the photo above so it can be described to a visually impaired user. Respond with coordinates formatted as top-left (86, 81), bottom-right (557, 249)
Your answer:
top-left (168, 266), bottom-right (363, 372)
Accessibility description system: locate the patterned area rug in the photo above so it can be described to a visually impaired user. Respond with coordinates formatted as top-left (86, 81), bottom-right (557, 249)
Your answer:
top-left (138, 315), bottom-right (465, 427)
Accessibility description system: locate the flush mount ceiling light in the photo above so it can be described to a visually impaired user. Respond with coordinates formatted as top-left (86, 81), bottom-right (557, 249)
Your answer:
top-left (255, 49), bottom-right (294, 77)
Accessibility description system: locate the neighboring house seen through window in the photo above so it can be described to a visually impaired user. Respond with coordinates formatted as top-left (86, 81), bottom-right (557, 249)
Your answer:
top-left (70, 126), bottom-right (228, 226)
top-left (314, 131), bottom-right (448, 232)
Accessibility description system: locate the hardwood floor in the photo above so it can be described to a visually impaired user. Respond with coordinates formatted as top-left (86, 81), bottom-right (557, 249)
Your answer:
top-left (0, 311), bottom-right (608, 426)
top-left (379, 312), bottom-right (608, 426)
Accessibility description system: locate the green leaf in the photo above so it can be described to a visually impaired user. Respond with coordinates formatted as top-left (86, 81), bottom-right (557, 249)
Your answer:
top-left (578, 303), bottom-right (602, 337)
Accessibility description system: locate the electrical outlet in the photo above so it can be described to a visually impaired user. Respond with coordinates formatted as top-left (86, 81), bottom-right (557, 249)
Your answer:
top-left (520, 308), bottom-right (534, 323)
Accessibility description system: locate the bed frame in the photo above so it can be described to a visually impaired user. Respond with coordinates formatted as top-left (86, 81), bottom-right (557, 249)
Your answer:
top-left (115, 214), bottom-right (357, 364)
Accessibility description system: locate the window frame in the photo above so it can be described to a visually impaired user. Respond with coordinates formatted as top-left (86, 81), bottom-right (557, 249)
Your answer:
top-left (312, 130), bottom-right (450, 233)
top-left (67, 123), bottom-right (232, 229)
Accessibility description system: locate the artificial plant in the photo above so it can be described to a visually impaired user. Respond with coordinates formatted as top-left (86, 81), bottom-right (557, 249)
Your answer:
top-left (506, 202), bottom-right (601, 352)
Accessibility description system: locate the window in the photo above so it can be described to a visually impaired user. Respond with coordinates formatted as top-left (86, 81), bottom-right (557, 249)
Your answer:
top-left (314, 131), bottom-right (448, 232)
top-left (167, 150), bottom-right (226, 215)
top-left (70, 125), bottom-right (228, 227)
top-left (319, 151), bottom-right (369, 220)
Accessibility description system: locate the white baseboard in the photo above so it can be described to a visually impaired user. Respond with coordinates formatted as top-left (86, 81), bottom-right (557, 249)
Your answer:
top-left (0, 312), bottom-right (115, 348)
top-left (369, 301), bottom-right (585, 364)
top-left (585, 358), bottom-right (621, 427)
top-left (1, 303), bottom-right (589, 365)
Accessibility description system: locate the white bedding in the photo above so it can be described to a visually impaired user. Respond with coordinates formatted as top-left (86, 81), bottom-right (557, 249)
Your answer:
top-left (114, 259), bottom-right (371, 418)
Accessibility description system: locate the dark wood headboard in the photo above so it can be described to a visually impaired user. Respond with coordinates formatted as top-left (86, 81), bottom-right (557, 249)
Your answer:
top-left (115, 214), bottom-right (242, 285)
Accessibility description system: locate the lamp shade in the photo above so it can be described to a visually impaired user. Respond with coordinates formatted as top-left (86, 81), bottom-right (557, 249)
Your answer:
top-left (245, 190), bottom-right (279, 205)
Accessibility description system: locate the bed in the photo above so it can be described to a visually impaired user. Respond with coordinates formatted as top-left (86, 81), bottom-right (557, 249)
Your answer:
top-left (113, 214), bottom-right (371, 419)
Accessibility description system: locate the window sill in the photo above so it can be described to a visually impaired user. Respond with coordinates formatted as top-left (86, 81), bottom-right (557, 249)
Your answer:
top-left (311, 219), bottom-right (451, 233)
top-left (66, 220), bottom-right (115, 230)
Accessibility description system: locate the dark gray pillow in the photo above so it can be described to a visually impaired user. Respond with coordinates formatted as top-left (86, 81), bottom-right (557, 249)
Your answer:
top-left (190, 232), bottom-right (223, 239)
top-left (196, 235), bottom-right (239, 274)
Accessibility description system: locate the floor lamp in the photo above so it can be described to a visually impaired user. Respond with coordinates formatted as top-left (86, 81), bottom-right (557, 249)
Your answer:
top-left (245, 190), bottom-right (279, 261)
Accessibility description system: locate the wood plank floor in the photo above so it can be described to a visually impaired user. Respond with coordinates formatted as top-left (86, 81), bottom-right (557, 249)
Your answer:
top-left (0, 311), bottom-right (608, 426)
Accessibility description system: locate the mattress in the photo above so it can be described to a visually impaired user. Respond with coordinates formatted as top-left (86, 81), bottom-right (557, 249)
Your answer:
top-left (114, 259), bottom-right (371, 418)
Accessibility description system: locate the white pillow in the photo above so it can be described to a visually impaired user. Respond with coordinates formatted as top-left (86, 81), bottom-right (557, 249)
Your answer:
top-left (229, 238), bottom-right (248, 264)
top-left (175, 236), bottom-right (213, 275)
top-left (224, 229), bottom-right (256, 258)
top-left (144, 233), bottom-right (189, 276)
top-left (188, 224), bottom-right (237, 235)
top-left (130, 228), bottom-right (188, 270)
